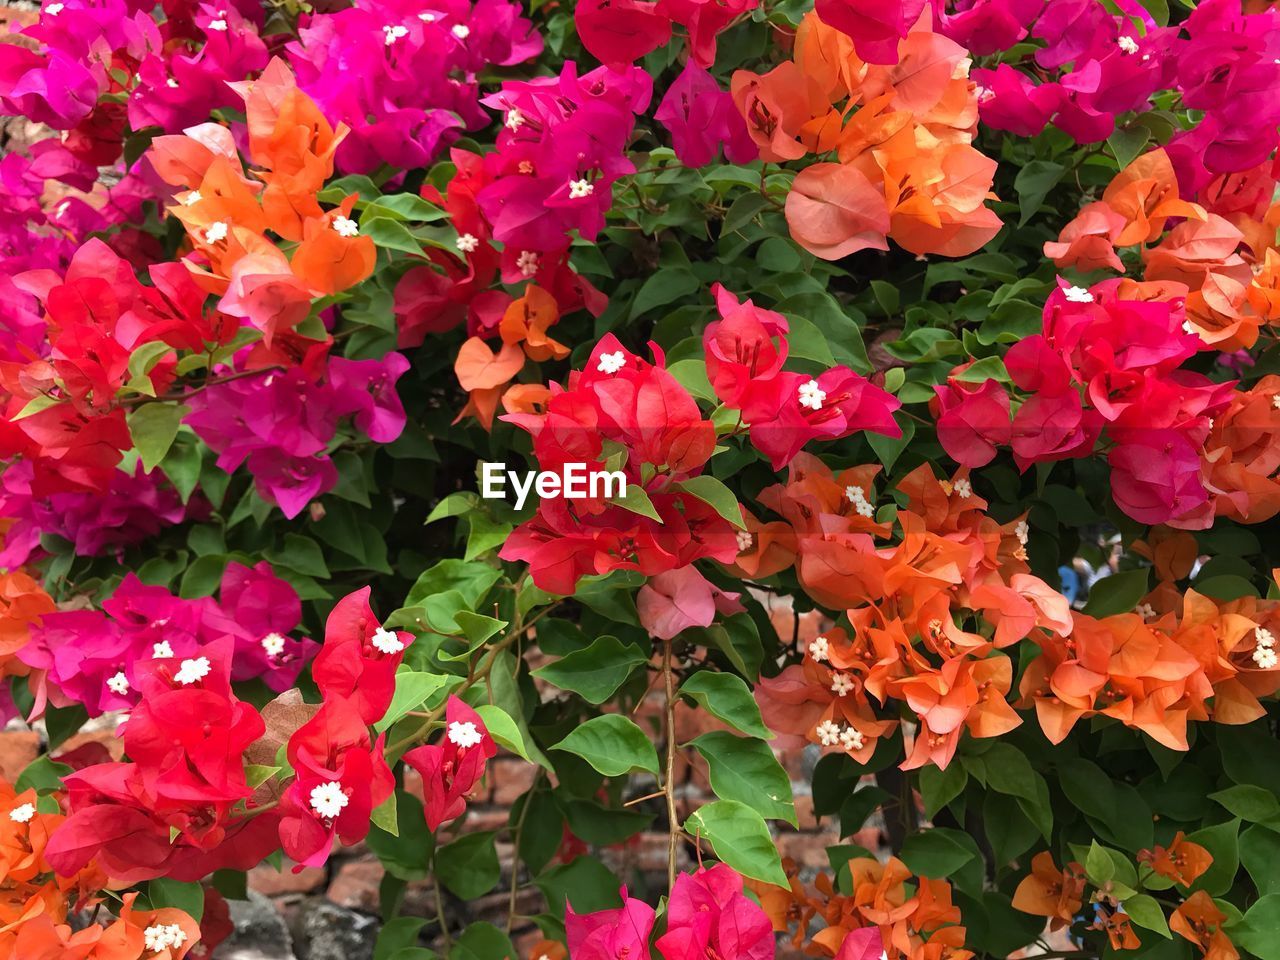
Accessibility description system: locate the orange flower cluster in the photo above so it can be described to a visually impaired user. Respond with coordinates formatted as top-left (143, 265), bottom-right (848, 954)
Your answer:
top-left (751, 856), bottom-right (972, 959)
top-left (750, 456), bottom-right (1069, 769)
top-left (1010, 852), bottom-right (1085, 931)
top-left (1019, 579), bottom-right (1280, 750)
top-left (1172, 892), bottom-right (1240, 960)
top-left (1048, 149), bottom-right (1280, 351)
top-left (0, 779), bottom-right (117, 955)
top-left (733, 11), bottom-right (1000, 259)
top-left (148, 58), bottom-right (374, 353)
top-left (0, 570), bottom-right (54, 693)
top-left (453, 283), bottom-right (563, 428)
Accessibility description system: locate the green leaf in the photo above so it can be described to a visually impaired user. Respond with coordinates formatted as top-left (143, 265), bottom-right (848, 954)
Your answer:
top-left (678, 672), bottom-right (772, 740)
top-left (474, 703), bottom-right (540, 766)
top-left (551, 715), bottom-right (660, 777)
top-left (919, 762), bottom-right (967, 820)
top-left (670, 475), bottom-right (745, 530)
top-left (535, 856), bottom-right (622, 915)
top-left (630, 268), bottom-right (700, 319)
top-left (1242, 824), bottom-right (1280, 895)
top-left (606, 483), bottom-right (663, 523)
top-left (1209, 784), bottom-right (1280, 822)
top-left (369, 792), bottom-right (434, 880)
top-left (532, 635), bottom-right (648, 704)
top-left (1123, 893), bottom-right (1171, 938)
top-left (1085, 840), bottom-right (1116, 885)
top-left (371, 791), bottom-right (399, 836)
top-left (1108, 124), bottom-right (1153, 170)
top-left (375, 918), bottom-right (429, 960)
top-left (436, 832), bottom-right (500, 899)
top-left (900, 829), bottom-right (976, 879)
top-left (450, 922), bottom-right (515, 960)
top-left (1082, 569), bottom-right (1150, 617)
top-left (689, 732), bottom-right (796, 826)
top-left (128, 403), bottom-right (190, 472)
top-left (685, 800), bottom-right (787, 887)
top-left (1014, 160), bottom-right (1065, 226)
top-left (16, 756), bottom-right (73, 794)
top-left (1235, 893), bottom-right (1280, 960)
top-left (363, 216), bottom-right (423, 255)
top-left (375, 668), bottom-right (454, 733)
top-left (148, 878), bottom-right (204, 922)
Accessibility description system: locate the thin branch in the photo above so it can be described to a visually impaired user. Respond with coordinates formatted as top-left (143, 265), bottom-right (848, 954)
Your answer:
top-left (663, 637), bottom-right (680, 893)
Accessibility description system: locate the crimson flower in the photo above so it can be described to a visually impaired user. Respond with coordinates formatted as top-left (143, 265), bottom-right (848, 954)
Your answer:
top-left (311, 587), bottom-right (413, 725)
top-left (402, 695), bottom-right (496, 831)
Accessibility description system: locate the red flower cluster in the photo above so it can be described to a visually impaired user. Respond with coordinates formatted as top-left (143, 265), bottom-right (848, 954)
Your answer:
top-left (706, 285), bottom-right (901, 469)
top-left (499, 334), bottom-right (738, 594)
top-left (45, 640), bottom-right (280, 884)
top-left (403, 695), bottom-right (497, 831)
top-left (0, 239), bottom-right (233, 494)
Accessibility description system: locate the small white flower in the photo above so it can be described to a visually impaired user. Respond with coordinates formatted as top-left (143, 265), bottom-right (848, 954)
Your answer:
top-left (1272, 394), bottom-right (1280, 410)
top-left (417, 10), bottom-right (436, 20)
top-left (830, 672), bottom-right (854, 697)
top-left (815, 719), bottom-right (841, 746)
top-left (838, 726), bottom-right (864, 751)
top-left (1142, 52), bottom-right (1152, 61)
top-left (597, 350), bottom-right (626, 374)
top-left (9, 803), bottom-right (36, 824)
top-left (174, 656), bottom-right (211, 685)
top-left (1136, 603), bottom-right (1157, 619)
top-left (797, 379), bottom-right (826, 411)
top-left (1117, 35), bottom-right (1139, 54)
top-left (953, 477), bottom-right (972, 499)
top-left (735, 529), bottom-right (753, 552)
top-left (261, 633), bottom-right (287, 657)
top-left (204, 220), bottom-right (228, 243)
top-left (1253, 646), bottom-right (1278, 669)
top-left (808, 636), bottom-right (829, 662)
top-left (456, 232), bottom-right (479, 253)
top-left (383, 23), bottom-right (408, 44)
top-left (208, 17), bottom-right (227, 30)
top-left (448, 720), bottom-right (483, 749)
top-left (568, 178), bottom-right (594, 199)
top-left (1063, 285), bottom-right (1094, 303)
top-left (505, 108), bottom-right (525, 131)
top-left (106, 672), bottom-right (130, 696)
top-left (332, 215), bottom-right (359, 238)
top-left (152, 641), bottom-right (174, 659)
top-left (309, 781), bottom-right (349, 819)
top-left (845, 485), bottom-right (864, 503)
top-left (1256, 627), bottom-right (1275, 649)
top-left (166, 77), bottom-right (179, 89)
top-left (45, 2), bottom-right (63, 14)
top-left (1182, 320), bottom-right (1195, 335)
top-left (144, 924), bottom-right (188, 952)
top-left (182, 190), bottom-right (202, 206)
top-left (516, 249), bottom-right (540, 277)
top-left (451, 23), bottom-right (470, 38)
top-left (371, 626), bottom-right (404, 655)
top-left (1015, 520), bottom-right (1029, 545)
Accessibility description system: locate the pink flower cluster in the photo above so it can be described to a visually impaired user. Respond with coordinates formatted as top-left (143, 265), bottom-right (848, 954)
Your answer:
top-left (17, 563), bottom-right (317, 717)
top-left (184, 353), bottom-right (409, 518)
top-left (966, 0), bottom-right (1280, 195)
top-left (934, 279), bottom-right (1234, 527)
top-left (286, 0), bottom-right (541, 174)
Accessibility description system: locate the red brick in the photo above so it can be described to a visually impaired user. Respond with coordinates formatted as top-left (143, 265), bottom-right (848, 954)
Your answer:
top-left (248, 863), bottom-right (326, 897)
top-left (490, 759), bottom-right (539, 805)
top-left (327, 857), bottom-right (386, 912)
top-left (0, 731), bottom-right (38, 782)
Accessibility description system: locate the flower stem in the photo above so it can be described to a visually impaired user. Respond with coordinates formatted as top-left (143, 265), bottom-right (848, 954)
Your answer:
top-left (663, 637), bottom-right (679, 893)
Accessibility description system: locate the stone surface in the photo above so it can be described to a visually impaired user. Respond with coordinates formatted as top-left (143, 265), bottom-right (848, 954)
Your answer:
top-left (297, 900), bottom-right (379, 960)
top-left (216, 891), bottom-right (294, 959)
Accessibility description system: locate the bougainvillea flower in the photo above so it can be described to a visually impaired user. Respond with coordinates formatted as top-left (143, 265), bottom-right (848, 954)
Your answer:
top-left (1138, 832), bottom-right (1213, 887)
top-left (656, 60), bottom-right (757, 168)
top-left (566, 888), bottom-right (656, 960)
top-left (637, 565), bottom-right (744, 640)
top-left (814, 0), bottom-right (929, 64)
top-left (932, 375), bottom-right (1012, 467)
top-left (1043, 201), bottom-right (1127, 273)
top-left (1171, 891), bottom-right (1239, 960)
top-left (311, 588), bottom-right (413, 725)
top-left (703, 284), bottom-right (790, 408)
top-left (279, 696), bottom-right (393, 869)
top-left (1012, 852), bottom-right (1085, 930)
top-left (575, 0), bottom-right (671, 65)
top-left (403, 695), bottom-right (497, 831)
top-left (655, 864), bottom-right (774, 960)
top-left (785, 163), bottom-right (892, 261)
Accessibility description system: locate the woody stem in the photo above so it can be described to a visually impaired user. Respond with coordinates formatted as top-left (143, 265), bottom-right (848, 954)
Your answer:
top-left (663, 637), bottom-right (679, 894)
